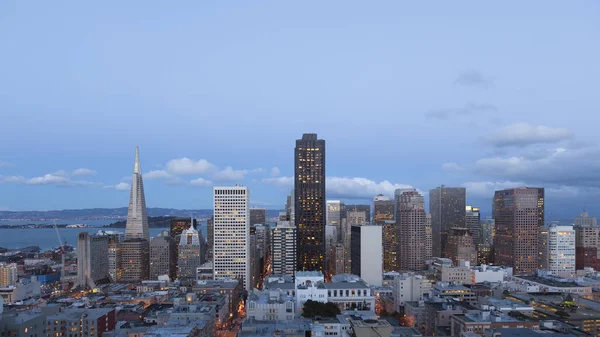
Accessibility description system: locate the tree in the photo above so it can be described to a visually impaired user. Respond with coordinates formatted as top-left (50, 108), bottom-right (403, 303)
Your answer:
top-left (302, 300), bottom-right (341, 318)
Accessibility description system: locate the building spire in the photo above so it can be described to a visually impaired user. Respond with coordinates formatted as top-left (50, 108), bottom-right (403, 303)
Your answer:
top-left (133, 146), bottom-right (141, 174)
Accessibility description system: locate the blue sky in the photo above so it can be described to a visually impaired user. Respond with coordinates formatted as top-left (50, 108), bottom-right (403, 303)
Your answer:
top-left (1, 1), bottom-right (599, 217)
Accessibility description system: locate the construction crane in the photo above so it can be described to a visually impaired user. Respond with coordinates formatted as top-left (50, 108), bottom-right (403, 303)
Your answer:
top-left (53, 221), bottom-right (68, 290)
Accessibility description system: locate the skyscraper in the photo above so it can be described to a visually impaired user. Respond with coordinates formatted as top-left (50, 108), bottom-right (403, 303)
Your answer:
top-left (465, 206), bottom-right (480, 246)
top-left (346, 205), bottom-right (371, 224)
top-left (429, 186), bottom-right (466, 258)
top-left (170, 218), bottom-right (198, 241)
top-left (327, 200), bottom-right (345, 241)
top-left (444, 228), bottom-right (477, 266)
top-left (424, 214), bottom-right (432, 262)
top-left (207, 216), bottom-right (214, 261)
top-left (493, 187), bottom-right (544, 275)
top-left (547, 225), bottom-right (575, 277)
top-left (271, 221), bottom-right (297, 278)
top-left (178, 225), bottom-right (203, 285)
top-left (295, 133), bottom-right (326, 272)
top-left (77, 232), bottom-right (109, 289)
top-left (350, 225), bottom-right (383, 286)
top-left (374, 195), bottom-right (396, 272)
top-left (125, 146), bottom-right (149, 241)
top-left (107, 232), bottom-right (124, 282)
top-left (149, 233), bottom-right (176, 280)
top-left (120, 146), bottom-right (150, 282)
top-left (396, 189), bottom-right (427, 271)
top-left (575, 211), bottom-right (600, 270)
top-left (213, 186), bottom-right (250, 290)
top-left (250, 207), bottom-right (266, 226)
top-left (0, 263), bottom-right (18, 287)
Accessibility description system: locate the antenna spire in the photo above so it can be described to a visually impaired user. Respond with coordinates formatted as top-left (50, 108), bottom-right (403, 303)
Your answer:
top-left (133, 146), bottom-right (141, 174)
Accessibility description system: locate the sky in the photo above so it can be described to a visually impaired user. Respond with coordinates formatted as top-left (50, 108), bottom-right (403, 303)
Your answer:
top-left (1, 1), bottom-right (599, 218)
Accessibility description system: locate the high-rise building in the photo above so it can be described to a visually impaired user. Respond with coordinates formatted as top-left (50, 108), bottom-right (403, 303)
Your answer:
top-left (396, 189), bottom-right (427, 271)
top-left (346, 205), bottom-right (371, 224)
top-left (178, 225), bottom-right (203, 285)
top-left (465, 206), bottom-right (480, 246)
top-left (207, 216), bottom-right (214, 261)
top-left (250, 207), bottom-right (266, 226)
top-left (477, 221), bottom-right (495, 265)
top-left (170, 218), bottom-right (198, 241)
top-left (444, 228), bottom-right (477, 266)
top-left (373, 195), bottom-right (394, 225)
top-left (374, 195), bottom-right (396, 272)
top-left (121, 146), bottom-right (150, 282)
top-left (77, 232), bottom-right (109, 289)
top-left (493, 187), bottom-right (544, 275)
top-left (383, 219), bottom-right (398, 272)
top-left (294, 133), bottom-right (326, 272)
top-left (107, 232), bottom-right (124, 282)
top-left (350, 225), bottom-right (383, 286)
top-left (575, 211), bottom-right (598, 227)
top-left (285, 190), bottom-right (295, 224)
top-left (539, 226), bottom-right (550, 270)
top-left (547, 225), bottom-right (576, 277)
top-left (271, 221), bottom-right (297, 278)
top-left (125, 146), bottom-right (149, 241)
top-left (0, 263), bottom-right (18, 287)
top-left (333, 243), bottom-right (346, 275)
top-left (575, 211), bottom-right (600, 270)
top-left (149, 233), bottom-right (176, 280)
top-left (120, 239), bottom-right (149, 282)
top-left (429, 186), bottom-right (466, 258)
top-left (327, 200), bottom-right (345, 242)
top-left (425, 214), bottom-right (432, 262)
top-left (213, 186), bottom-right (250, 290)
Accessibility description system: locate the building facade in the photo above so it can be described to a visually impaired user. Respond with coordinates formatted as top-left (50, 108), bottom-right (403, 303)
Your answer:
top-left (249, 207), bottom-right (266, 226)
top-left (396, 189), bottom-right (427, 271)
top-left (575, 211), bottom-right (600, 271)
top-left (547, 225), bottom-right (576, 277)
top-left (493, 187), bottom-right (544, 275)
top-left (429, 186), bottom-right (466, 258)
top-left (178, 225), bottom-right (204, 285)
top-left (374, 196), bottom-right (396, 272)
top-left (294, 133), bottom-right (326, 272)
top-left (444, 227), bottom-right (477, 266)
top-left (271, 221), bottom-right (296, 278)
top-left (392, 273), bottom-right (432, 309)
top-left (0, 263), bottom-right (18, 287)
top-left (120, 239), bottom-right (149, 282)
top-left (76, 232), bottom-right (109, 289)
top-left (350, 225), bottom-right (383, 286)
top-left (465, 205), bottom-right (480, 246)
top-left (149, 233), bottom-right (176, 280)
top-left (213, 186), bottom-right (250, 290)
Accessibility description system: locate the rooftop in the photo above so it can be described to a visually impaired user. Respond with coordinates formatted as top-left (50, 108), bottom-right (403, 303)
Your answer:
top-left (295, 271), bottom-right (323, 278)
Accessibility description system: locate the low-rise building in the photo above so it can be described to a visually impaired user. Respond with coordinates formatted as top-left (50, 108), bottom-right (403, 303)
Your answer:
top-left (392, 273), bottom-right (432, 310)
top-left (432, 282), bottom-right (477, 306)
top-left (0, 310), bottom-right (47, 337)
top-left (238, 319), bottom-right (311, 337)
top-left (450, 310), bottom-right (540, 336)
top-left (505, 274), bottom-right (592, 297)
top-left (192, 279), bottom-right (241, 316)
top-left (45, 308), bottom-right (116, 337)
top-left (326, 274), bottom-right (376, 311)
top-left (246, 288), bottom-right (295, 321)
top-left (0, 278), bottom-right (41, 304)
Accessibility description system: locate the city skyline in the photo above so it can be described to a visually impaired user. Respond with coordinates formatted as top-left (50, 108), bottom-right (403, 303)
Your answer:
top-left (1, 2), bottom-right (600, 218)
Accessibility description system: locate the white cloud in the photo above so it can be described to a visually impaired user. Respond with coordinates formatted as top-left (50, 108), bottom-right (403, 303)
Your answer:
top-left (327, 177), bottom-right (413, 199)
top-left (190, 177), bottom-right (212, 188)
top-left (0, 175), bottom-right (26, 184)
top-left (103, 182), bottom-right (130, 191)
top-left (250, 168), bottom-right (265, 174)
top-left (262, 176), bottom-right (294, 188)
top-left (166, 158), bottom-right (216, 175)
top-left (442, 162), bottom-right (464, 172)
top-left (486, 123), bottom-right (573, 147)
top-left (27, 173), bottom-right (71, 185)
top-left (271, 167), bottom-right (281, 177)
top-left (0, 161), bottom-right (13, 168)
top-left (144, 170), bottom-right (174, 180)
top-left (462, 181), bottom-right (525, 198)
top-left (454, 69), bottom-right (493, 88)
top-left (213, 166), bottom-right (248, 181)
top-left (72, 168), bottom-right (97, 176)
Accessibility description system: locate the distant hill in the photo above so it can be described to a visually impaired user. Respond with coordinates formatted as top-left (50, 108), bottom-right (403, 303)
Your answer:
top-left (0, 208), bottom-right (284, 220)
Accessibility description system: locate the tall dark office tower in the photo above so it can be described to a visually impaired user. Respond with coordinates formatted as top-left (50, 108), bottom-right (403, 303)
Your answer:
top-left (149, 233), bottom-right (176, 280)
top-left (207, 216), bottom-right (214, 261)
top-left (493, 187), bottom-right (544, 275)
top-left (250, 208), bottom-right (267, 226)
top-left (374, 195), bottom-right (396, 272)
top-left (170, 218), bottom-right (198, 241)
top-left (429, 186), bottom-right (466, 258)
top-left (295, 133), bottom-right (326, 272)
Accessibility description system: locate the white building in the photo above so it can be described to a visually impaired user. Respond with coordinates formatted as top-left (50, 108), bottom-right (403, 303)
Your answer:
top-left (0, 278), bottom-right (41, 304)
top-left (271, 221), bottom-right (296, 278)
top-left (326, 274), bottom-right (376, 311)
top-left (0, 263), bottom-right (18, 287)
top-left (246, 288), bottom-right (295, 321)
top-left (350, 224), bottom-right (383, 286)
top-left (213, 186), bottom-right (250, 291)
top-left (178, 225), bottom-right (203, 284)
top-left (392, 273), bottom-right (432, 310)
top-left (294, 271), bottom-right (328, 314)
top-left (548, 225), bottom-right (576, 277)
top-left (440, 262), bottom-right (512, 284)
